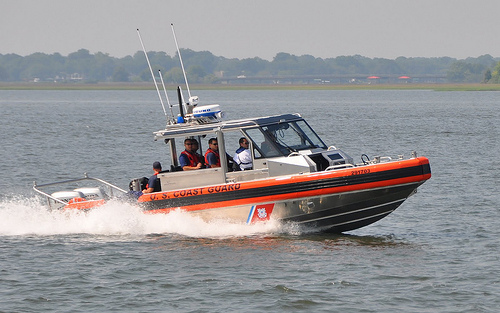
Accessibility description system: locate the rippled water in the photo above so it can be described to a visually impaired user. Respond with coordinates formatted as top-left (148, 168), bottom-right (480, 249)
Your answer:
top-left (0, 89), bottom-right (498, 312)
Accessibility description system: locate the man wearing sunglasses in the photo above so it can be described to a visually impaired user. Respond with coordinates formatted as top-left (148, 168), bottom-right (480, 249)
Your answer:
top-left (205, 138), bottom-right (235, 169)
top-left (204, 138), bottom-right (222, 168)
top-left (180, 138), bottom-right (205, 170)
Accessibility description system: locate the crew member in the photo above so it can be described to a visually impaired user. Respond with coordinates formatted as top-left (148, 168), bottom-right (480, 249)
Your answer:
top-left (142, 161), bottom-right (162, 194)
top-left (180, 138), bottom-right (205, 170)
top-left (234, 137), bottom-right (253, 170)
top-left (205, 138), bottom-right (234, 168)
top-left (205, 138), bottom-right (221, 168)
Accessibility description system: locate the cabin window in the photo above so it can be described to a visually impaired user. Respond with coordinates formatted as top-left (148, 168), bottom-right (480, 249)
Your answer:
top-left (251, 121), bottom-right (326, 157)
top-left (262, 121), bottom-right (326, 152)
top-left (295, 120), bottom-right (327, 149)
top-left (244, 120), bottom-right (327, 159)
top-left (245, 128), bottom-right (282, 158)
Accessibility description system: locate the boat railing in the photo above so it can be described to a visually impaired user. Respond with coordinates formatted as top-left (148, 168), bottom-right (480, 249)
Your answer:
top-left (354, 154), bottom-right (413, 167)
top-left (325, 164), bottom-right (355, 171)
top-left (33, 173), bottom-right (128, 205)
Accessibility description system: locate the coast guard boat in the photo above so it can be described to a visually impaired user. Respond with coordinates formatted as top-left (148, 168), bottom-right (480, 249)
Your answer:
top-left (32, 25), bottom-right (431, 233)
top-left (34, 101), bottom-right (431, 233)
top-left (134, 106), bottom-right (430, 232)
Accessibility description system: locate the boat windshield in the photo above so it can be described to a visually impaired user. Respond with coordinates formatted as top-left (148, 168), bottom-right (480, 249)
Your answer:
top-left (245, 120), bottom-right (327, 158)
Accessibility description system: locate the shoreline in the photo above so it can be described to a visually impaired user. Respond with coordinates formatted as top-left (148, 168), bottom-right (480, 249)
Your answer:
top-left (1, 82), bottom-right (500, 91)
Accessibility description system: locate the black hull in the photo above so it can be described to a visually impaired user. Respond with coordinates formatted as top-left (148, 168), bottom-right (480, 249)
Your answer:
top-left (282, 183), bottom-right (422, 233)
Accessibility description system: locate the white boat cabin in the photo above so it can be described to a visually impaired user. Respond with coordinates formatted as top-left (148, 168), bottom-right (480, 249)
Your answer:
top-left (151, 113), bottom-right (354, 192)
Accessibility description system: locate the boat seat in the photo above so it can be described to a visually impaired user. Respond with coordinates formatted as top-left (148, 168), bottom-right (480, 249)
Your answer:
top-left (170, 165), bottom-right (183, 172)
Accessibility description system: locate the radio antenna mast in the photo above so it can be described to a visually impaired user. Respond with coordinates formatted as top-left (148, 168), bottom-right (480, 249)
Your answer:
top-left (158, 69), bottom-right (174, 118)
top-left (136, 28), bottom-right (169, 121)
top-left (170, 23), bottom-right (192, 99)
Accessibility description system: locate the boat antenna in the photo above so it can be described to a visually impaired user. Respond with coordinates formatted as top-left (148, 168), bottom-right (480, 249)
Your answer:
top-left (170, 23), bottom-right (192, 99)
top-left (158, 69), bottom-right (175, 118)
top-left (136, 28), bottom-right (169, 121)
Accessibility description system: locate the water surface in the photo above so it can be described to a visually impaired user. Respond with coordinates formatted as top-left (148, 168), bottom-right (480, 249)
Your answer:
top-left (0, 89), bottom-right (498, 312)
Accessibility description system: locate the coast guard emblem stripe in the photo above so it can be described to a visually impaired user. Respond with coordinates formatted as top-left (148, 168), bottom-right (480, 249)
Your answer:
top-left (247, 203), bottom-right (275, 224)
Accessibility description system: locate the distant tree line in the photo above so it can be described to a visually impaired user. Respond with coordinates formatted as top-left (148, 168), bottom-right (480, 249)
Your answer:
top-left (0, 48), bottom-right (499, 84)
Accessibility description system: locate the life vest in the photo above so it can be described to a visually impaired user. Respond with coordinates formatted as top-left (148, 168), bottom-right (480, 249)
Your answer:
top-left (235, 147), bottom-right (252, 170)
top-left (235, 147), bottom-right (245, 154)
top-left (204, 148), bottom-right (220, 167)
top-left (181, 150), bottom-right (204, 167)
top-left (235, 147), bottom-right (252, 165)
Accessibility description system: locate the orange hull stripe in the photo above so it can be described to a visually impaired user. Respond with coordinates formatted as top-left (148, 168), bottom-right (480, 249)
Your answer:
top-left (148, 171), bottom-right (430, 214)
top-left (140, 157), bottom-right (429, 204)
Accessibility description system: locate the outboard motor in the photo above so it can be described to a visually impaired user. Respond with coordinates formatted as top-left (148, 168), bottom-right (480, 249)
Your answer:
top-left (50, 190), bottom-right (86, 209)
top-left (74, 187), bottom-right (107, 200)
top-left (129, 177), bottom-right (149, 192)
top-left (51, 190), bottom-right (86, 203)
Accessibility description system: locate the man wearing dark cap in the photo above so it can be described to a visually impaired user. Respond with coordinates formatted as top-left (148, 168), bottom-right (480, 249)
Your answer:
top-left (142, 161), bottom-right (162, 194)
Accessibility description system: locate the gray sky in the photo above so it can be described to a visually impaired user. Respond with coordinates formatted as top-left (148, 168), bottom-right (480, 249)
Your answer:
top-left (2, 0), bottom-right (499, 60)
